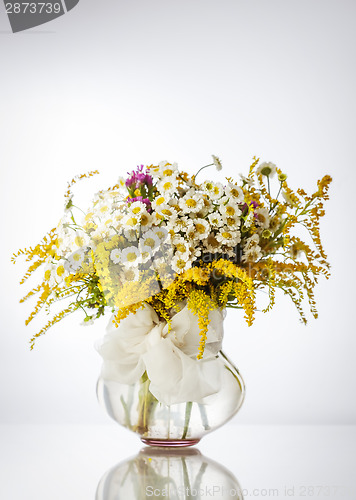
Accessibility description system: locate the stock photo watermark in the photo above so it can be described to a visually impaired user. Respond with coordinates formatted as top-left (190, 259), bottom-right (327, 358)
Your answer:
top-left (3, 0), bottom-right (80, 32)
top-left (146, 484), bottom-right (348, 497)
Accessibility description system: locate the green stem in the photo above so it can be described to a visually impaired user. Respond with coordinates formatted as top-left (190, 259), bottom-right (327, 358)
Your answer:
top-left (194, 163), bottom-right (213, 181)
top-left (182, 401), bottom-right (193, 439)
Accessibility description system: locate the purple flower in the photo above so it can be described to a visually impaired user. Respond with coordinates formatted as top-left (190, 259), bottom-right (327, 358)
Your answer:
top-left (125, 165), bottom-right (153, 189)
top-left (126, 196), bottom-right (152, 212)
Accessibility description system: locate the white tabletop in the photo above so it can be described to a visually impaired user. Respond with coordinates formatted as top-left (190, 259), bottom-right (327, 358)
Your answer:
top-left (0, 424), bottom-right (354, 499)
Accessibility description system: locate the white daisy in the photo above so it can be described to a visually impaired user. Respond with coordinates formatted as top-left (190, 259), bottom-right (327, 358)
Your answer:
top-left (219, 202), bottom-right (242, 219)
top-left (140, 211), bottom-right (153, 228)
top-left (171, 254), bottom-right (192, 274)
top-left (155, 204), bottom-right (178, 220)
top-left (255, 207), bottom-right (270, 229)
top-left (239, 173), bottom-right (254, 186)
top-left (208, 212), bottom-right (224, 228)
top-left (140, 230), bottom-right (161, 252)
top-left (212, 155), bottom-right (222, 171)
top-left (67, 248), bottom-right (85, 271)
top-left (179, 191), bottom-right (204, 214)
top-left (225, 183), bottom-right (244, 202)
top-left (123, 213), bottom-right (141, 230)
top-left (110, 248), bottom-right (122, 264)
top-left (159, 162), bottom-right (178, 178)
top-left (121, 246), bottom-right (141, 267)
top-left (172, 236), bottom-right (190, 255)
top-left (207, 182), bottom-right (224, 201)
top-left (151, 225), bottom-right (170, 243)
top-left (242, 245), bottom-right (263, 263)
top-left (244, 233), bottom-right (260, 250)
top-left (193, 218), bottom-right (210, 240)
top-left (128, 201), bottom-right (147, 217)
top-left (120, 267), bottom-right (139, 283)
top-left (157, 176), bottom-right (178, 196)
top-left (223, 215), bottom-right (241, 229)
top-left (123, 227), bottom-right (139, 242)
top-left (167, 215), bottom-right (194, 233)
top-left (256, 161), bottom-right (277, 177)
top-left (216, 227), bottom-right (241, 246)
top-left (151, 195), bottom-right (168, 210)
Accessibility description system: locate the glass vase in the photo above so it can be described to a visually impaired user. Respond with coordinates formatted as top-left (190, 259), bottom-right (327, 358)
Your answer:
top-left (97, 350), bottom-right (245, 447)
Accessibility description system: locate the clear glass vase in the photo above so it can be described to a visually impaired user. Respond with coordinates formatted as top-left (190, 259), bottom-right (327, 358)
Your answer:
top-left (97, 350), bottom-right (245, 447)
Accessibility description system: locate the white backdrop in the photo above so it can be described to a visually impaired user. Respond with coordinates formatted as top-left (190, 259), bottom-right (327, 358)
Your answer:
top-left (0, 0), bottom-right (355, 425)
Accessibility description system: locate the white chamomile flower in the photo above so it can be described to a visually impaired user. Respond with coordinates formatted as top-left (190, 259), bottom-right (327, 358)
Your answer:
top-left (152, 225), bottom-right (170, 242)
top-left (120, 267), bottom-right (139, 283)
top-left (140, 230), bottom-right (161, 252)
top-left (123, 213), bottom-right (141, 230)
top-left (239, 173), bottom-right (254, 186)
top-left (208, 212), bottom-right (224, 228)
top-left (67, 248), bottom-right (86, 270)
top-left (121, 246), bottom-right (141, 267)
top-left (168, 216), bottom-right (194, 233)
top-left (256, 161), bottom-right (277, 177)
top-left (244, 233), bottom-right (260, 250)
top-left (223, 215), bottom-right (241, 229)
top-left (171, 253), bottom-right (192, 274)
top-left (207, 182), bottom-right (224, 201)
top-left (110, 248), bottom-right (122, 264)
top-left (123, 227), bottom-right (139, 242)
top-left (212, 155), bottom-right (222, 171)
top-left (219, 202), bottom-right (242, 219)
top-left (128, 201), bottom-right (147, 217)
top-left (155, 204), bottom-right (178, 220)
top-left (179, 191), bottom-right (204, 214)
top-left (255, 207), bottom-right (270, 229)
top-left (157, 176), bottom-right (178, 196)
top-left (193, 218), bottom-right (210, 240)
top-left (172, 236), bottom-right (190, 255)
top-left (202, 180), bottom-right (216, 195)
top-left (242, 246), bottom-right (263, 263)
top-left (225, 183), bottom-right (244, 202)
top-left (140, 211), bottom-right (152, 228)
top-left (151, 195), bottom-right (168, 210)
top-left (159, 162), bottom-right (178, 178)
top-left (216, 227), bottom-right (241, 246)
top-left (117, 176), bottom-right (126, 189)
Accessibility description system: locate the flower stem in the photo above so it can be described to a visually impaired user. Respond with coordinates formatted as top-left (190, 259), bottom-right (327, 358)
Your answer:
top-left (182, 401), bottom-right (193, 439)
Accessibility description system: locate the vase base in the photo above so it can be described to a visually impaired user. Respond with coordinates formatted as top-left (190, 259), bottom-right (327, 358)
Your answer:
top-left (141, 437), bottom-right (200, 448)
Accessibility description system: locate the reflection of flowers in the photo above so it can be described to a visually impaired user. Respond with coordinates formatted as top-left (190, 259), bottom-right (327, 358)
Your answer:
top-left (98, 304), bottom-right (224, 405)
top-left (96, 448), bottom-right (244, 500)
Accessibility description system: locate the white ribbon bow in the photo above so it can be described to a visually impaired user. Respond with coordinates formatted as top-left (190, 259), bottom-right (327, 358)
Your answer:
top-left (97, 303), bottom-right (225, 405)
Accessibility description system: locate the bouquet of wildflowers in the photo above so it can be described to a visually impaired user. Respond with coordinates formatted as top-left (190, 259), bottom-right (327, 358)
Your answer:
top-left (13, 156), bottom-right (332, 358)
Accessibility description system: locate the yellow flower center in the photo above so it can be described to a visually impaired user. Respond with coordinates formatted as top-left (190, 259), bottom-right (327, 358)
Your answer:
top-left (132, 207), bottom-right (142, 214)
top-left (195, 223), bottom-right (206, 234)
top-left (127, 217), bottom-right (138, 226)
top-left (126, 252), bottom-right (137, 262)
top-left (56, 265), bottom-right (65, 277)
top-left (156, 196), bottom-right (165, 206)
top-left (186, 199), bottom-right (197, 208)
top-left (176, 243), bottom-right (186, 253)
top-left (176, 259), bottom-right (186, 269)
top-left (163, 168), bottom-right (174, 176)
top-left (145, 238), bottom-right (156, 249)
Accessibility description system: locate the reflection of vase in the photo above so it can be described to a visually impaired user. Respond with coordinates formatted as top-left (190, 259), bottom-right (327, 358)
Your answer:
top-left (97, 304), bottom-right (245, 446)
top-left (96, 447), bottom-right (244, 500)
